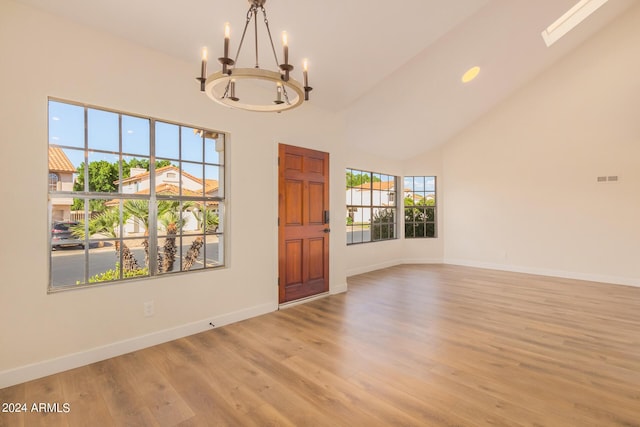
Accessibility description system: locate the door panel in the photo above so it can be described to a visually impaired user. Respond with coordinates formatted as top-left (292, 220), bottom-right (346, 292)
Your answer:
top-left (308, 238), bottom-right (324, 280)
top-left (285, 180), bottom-right (303, 225)
top-left (279, 144), bottom-right (330, 303)
top-left (308, 182), bottom-right (325, 224)
top-left (285, 240), bottom-right (303, 285)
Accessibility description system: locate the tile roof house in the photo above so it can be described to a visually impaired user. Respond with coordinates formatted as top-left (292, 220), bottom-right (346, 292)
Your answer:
top-left (118, 165), bottom-right (219, 198)
top-left (48, 145), bottom-right (76, 221)
top-left (108, 165), bottom-right (220, 234)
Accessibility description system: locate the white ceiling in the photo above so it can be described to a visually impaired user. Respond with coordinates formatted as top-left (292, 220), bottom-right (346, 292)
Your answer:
top-left (14, 0), bottom-right (637, 158)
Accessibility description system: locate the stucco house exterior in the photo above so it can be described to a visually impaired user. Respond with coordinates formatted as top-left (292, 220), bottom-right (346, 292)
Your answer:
top-left (48, 145), bottom-right (76, 222)
top-left (112, 165), bottom-right (219, 234)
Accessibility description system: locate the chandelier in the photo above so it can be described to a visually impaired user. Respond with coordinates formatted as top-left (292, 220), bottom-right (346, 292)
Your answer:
top-left (196, 0), bottom-right (312, 113)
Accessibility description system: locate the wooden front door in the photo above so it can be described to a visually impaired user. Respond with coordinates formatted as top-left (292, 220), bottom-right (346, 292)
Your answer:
top-left (278, 144), bottom-right (330, 304)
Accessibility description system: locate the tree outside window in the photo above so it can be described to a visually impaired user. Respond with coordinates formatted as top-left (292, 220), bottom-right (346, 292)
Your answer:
top-left (404, 176), bottom-right (437, 238)
top-left (48, 99), bottom-right (226, 291)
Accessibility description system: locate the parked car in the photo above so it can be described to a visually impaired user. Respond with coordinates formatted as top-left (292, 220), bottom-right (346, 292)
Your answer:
top-left (51, 221), bottom-right (85, 249)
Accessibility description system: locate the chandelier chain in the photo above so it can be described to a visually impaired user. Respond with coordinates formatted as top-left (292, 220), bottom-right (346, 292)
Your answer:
top-left (233, 5), bottom-right (255, 67)
top-left (261, 7), bottom-right (281, 70)
top-left (282, 86), bottom-right (291, 105)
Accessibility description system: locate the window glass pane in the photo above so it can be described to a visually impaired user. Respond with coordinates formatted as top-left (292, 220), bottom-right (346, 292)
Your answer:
top-left (48, 146), bottom-right (82, 193)
top-left (191, 203), bottom-right (220, 234)
top-left (181, 161), bottom-right (204, 197)
top-left (425, 192), bottom-right (436, 205)
top-left (205, 165), bottom-right (222, 198)
top-left (405, 222), bottom-right (415, 238)
top-left (156, 122), bottom-right (180, 160)
top-left (181, 126), bottom-right (203, 163)
top-left (88, 108), bottom-right (119, 152)
top-left (425, 207), bottom-right (436, 222)
top-left (87, 151), bottom-right (121, 193)
top-left (121, 156), bottom-right (151, 195)
top-left (123, 199), bottom-right (149, 240)
top-left (156, 235), bottom-right (180, 275)
top-left (80, 203), bottom-right (118, 240)
top-left (425, 176), bottom-right (436, 192)
top-left (182, 235), bottom-right (205, 271)
top-left (372, 208), bottom-right (394, 241)
top-left (154, 159), bottom-right (179, 197)
top-left (207, 234), bottom-right (224, 266)
top-left (403, 176), bottom-right (413, 192)
top-left (352, 188), bottom-right (362, 205)
top-left (49, 101), bottom-right (84, 148)
top-left (366, 190), bottom-right (382, 206)
top-left (122, 115), bottom-right (150, 156)
top-left (51, 247), bottom-right (85, 287)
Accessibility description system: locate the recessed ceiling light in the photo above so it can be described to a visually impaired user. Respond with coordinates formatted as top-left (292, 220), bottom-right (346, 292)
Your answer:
top-left (541, 0), bottom-right (609, 47)
top-left (461, 66), bottom-right (481, 83)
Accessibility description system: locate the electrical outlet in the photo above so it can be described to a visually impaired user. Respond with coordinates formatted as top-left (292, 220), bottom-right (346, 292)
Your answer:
top-left (143, 300), bottom-right (154, 317)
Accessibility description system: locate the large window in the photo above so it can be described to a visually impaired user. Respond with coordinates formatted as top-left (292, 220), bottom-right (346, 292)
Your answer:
top-left (346, 168), bottom-right (397, 245)
top-left (404, 176), bottom-right (436, 238)
top-left (48, 99), bottom-right (225, 291)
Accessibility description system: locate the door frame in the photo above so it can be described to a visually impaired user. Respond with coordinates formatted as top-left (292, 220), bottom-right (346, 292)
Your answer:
top-left (277, 143), bottom-right (330, 304)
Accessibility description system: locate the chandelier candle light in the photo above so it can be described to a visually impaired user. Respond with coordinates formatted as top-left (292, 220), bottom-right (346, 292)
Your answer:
top-left (197, 0), bottom-right (312, 112)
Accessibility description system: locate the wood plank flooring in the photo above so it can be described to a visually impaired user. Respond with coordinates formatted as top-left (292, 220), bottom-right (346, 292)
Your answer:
top-left (2, 264), bottom-right (640, 426)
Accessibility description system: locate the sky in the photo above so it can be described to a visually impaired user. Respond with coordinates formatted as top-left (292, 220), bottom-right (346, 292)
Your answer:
top-left (48, 100), bottom-right (223, 186)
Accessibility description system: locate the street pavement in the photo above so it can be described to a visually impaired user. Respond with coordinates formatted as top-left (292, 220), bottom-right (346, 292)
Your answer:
top-left (50, 239), bottom-right (220, 287)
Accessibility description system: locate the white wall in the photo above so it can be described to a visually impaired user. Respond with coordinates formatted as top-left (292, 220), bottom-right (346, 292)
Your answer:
top-left (342, 3), bottom-right (640, 284)
top-left (343, 147), bottom-right (445, 276)
top-left (0, 0), bottom-right (347, 387)
top-left (402, 146), bottom-right (445, 264)
top-left (343, 149), bottom-right (408, 276)
top-left (442, 5), bottom-right (640, 285)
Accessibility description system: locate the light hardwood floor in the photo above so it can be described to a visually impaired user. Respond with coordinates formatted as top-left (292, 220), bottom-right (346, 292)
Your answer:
top-left (2, 264), bottom-right (640, 426)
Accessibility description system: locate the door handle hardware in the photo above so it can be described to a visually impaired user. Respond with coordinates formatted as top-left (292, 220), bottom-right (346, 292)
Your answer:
top-left (323, 228), bottom-right (331, 233)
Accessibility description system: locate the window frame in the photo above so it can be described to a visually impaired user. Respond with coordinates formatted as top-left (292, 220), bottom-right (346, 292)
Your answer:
top-left (47, 98), bottom-right (227, 292)
top-left (403, 175), bottom-right (437, 239)
top-left (346, 168), bottom-right (398, 245)
top-left (48, 173), bottom-right (59, 192)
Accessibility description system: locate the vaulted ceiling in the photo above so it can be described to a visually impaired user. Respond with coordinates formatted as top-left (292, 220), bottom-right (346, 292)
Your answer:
top-left (15, 0), bottom-right (636, 158)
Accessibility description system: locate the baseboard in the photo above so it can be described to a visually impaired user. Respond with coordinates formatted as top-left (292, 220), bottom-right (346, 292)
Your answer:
top-left (445, 258), bottom-right (640, 288)
top-left (0, 302), bottom-right (275, 389)
top-left (346, 259), bottom-right (443, 277)
top-left (401, 258), bottom-right (444, 265)
top-left (331, 282), bottom-right (348, 295)
top-left (346, 259), bottom-right (403, 277)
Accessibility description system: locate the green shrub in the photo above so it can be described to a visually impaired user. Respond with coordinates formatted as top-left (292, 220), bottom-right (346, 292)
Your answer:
top-left (78, 263), bottom-right (149, 284)
top-left (372, 209), bottom-right (395, 240)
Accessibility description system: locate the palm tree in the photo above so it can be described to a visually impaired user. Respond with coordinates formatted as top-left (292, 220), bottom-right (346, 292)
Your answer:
top-left (158, 208), bottom-right (186, 273)
top-left (182, 236), bottom-right (204, 270)
top-left (192, 205), bottom-right (219, 233)
top-left (72, 208), bottom-right (141, 272)
top-left (123, 200), bottom-right (193, 270)
top-left (123, 200), bottom-right (150, 266)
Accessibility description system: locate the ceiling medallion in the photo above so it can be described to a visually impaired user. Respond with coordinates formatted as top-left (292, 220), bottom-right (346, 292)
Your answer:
top-left (196, 0), bottom-right (312, 113)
